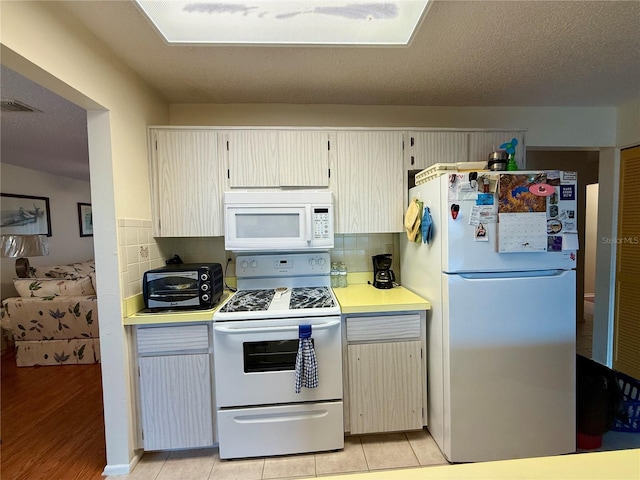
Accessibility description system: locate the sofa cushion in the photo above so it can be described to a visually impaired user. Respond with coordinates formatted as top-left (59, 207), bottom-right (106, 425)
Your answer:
top-left (2, 296), bottom-right (99, 341)
top-left (13, 276), bottom-right (96, 298)
top-left (29, 260), bottom-right (95, 280)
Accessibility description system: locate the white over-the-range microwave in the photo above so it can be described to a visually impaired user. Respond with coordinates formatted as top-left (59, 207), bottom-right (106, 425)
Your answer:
top-left (224, 191), bottom-right (334, 252)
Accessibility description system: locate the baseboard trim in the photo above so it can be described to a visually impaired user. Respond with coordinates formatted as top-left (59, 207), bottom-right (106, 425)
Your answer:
top-left (102, 451), bottom-right (142, 476)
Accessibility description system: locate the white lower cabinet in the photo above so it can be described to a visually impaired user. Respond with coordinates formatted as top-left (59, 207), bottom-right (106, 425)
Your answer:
top-left (136, 324), bottom-right (215, 451)
top-left (344, 312), bottom-right (427, 435)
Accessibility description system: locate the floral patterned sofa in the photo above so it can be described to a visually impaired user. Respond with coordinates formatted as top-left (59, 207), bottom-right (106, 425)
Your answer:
top-left (1, 260), bottom-right (100, 366)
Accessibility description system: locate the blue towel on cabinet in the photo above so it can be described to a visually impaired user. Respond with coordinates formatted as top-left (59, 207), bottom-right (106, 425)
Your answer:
top-left (295, 325), bottom-right (318, 393)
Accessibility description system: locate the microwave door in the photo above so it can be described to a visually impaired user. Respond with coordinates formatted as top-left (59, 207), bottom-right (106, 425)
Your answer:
top-left (226, 207), bottom-right (308, 251)
top-left (223, 190), bottom-right (335, 252)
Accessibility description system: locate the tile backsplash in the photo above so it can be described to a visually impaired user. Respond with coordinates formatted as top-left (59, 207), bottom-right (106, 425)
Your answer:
top-left (330, 233), bottom-right (400, 277)
top-left (117, 220), bottom-right (401, 298)
top-left (117, 219), bottom-right (167, 298)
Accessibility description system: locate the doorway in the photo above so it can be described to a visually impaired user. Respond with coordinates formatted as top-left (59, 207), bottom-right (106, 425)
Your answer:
top-left (581, 183), bottom-right (599, 358)
top-left (526, 150), bottom-right (600, 356)
top-left (0, 64), bottom-right (106, 477)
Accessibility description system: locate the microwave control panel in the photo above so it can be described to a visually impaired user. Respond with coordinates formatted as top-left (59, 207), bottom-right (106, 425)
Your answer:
top-left (313, 208), bottom-right (331, 239)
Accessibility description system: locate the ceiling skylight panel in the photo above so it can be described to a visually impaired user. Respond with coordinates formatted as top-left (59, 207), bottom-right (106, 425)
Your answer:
top-left (134, 1), bottom-right (432, 46)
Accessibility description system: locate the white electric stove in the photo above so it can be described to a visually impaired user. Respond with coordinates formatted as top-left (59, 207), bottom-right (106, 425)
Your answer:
top-left (212, 252), bottom-right (344, 459)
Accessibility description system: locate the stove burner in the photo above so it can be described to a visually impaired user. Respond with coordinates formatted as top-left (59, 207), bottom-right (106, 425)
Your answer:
top-left (290, 287), bottom-right (335, 309)
top-left (220, 289), bottom-right (274, 312)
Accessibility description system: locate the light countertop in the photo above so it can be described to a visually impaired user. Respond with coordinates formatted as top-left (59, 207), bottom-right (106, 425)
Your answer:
top-left (123, 291), bottom-right (232, 325)
top-left (321, 448), bottom-right (639, 480)
top-left (124, 284), bottom-right (430, 324)
top-left (333, 283), bottom-right (430, 314)
top-left (124, 283), bottom-right (429, 324)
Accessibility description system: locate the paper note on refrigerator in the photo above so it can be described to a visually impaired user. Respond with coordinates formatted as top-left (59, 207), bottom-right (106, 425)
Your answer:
top-left (469, 205), bottom-right (498, 225)
top-left (498, 212), bottom-right (547, 253)
top-left (562, 233), bottom-right (580, 251)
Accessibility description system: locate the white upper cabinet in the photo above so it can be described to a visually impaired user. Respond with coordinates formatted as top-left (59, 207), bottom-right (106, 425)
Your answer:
top-left (468, 131), bottom-right (526, 169)
top-left (149, 129), bottom-right (225, 237)
top-left (332, 131), bottom-right (404, 234)
top-left (227, 130), bottom-right (279, 187)
top-left (278, 131), bottom-right (330, 187)
top-left (406, 131), bottom-right (469, 171)
top-left (227, 130), bottom-right (330, 187)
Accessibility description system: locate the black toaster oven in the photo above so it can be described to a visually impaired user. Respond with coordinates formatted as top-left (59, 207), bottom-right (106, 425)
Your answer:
top-left (143, 263), bottom-right (223, 311)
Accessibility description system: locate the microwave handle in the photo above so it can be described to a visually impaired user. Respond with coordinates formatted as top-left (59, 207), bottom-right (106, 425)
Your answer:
top-left (214, 320), bottom-right (340, 335)
top-left (305, 206), bottom-right (312, 244)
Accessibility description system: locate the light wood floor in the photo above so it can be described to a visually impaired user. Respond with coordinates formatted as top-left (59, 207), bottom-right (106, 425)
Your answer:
top-left (1, 348), bottom-right (106, 480)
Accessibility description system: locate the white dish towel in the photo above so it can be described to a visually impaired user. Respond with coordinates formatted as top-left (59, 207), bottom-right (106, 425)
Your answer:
top-left (295, 324), bottom-right (318, 393)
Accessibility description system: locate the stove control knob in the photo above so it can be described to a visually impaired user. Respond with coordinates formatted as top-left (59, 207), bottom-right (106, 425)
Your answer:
top-left (240, 260), bottom-right (249, 269)
top-left (250, 260), bottom-right (258, 268)
top-left (318, 258), bottom-right (326, 266)
top-left (309, 258), bottom-right (317, 266)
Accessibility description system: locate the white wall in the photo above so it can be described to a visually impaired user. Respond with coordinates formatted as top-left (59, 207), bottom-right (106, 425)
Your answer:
top-left (1, 164), bottom-right (94, 298)
top-left (169, 104), bottom-right (617, 148)
top-left (617, 98), bottom-right (640, 148)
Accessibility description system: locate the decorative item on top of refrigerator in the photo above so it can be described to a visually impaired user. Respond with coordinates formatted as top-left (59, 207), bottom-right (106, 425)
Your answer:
top-left (444, 170), bottom-right (578, 255)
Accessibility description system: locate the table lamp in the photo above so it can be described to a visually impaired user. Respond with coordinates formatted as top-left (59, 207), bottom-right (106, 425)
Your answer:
top-left (0, 234), bottom-right (50, 277)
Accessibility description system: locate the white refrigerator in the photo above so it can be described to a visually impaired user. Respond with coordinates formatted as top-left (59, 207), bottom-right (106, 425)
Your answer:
top-left (400, 170), bottom-right (577, 463)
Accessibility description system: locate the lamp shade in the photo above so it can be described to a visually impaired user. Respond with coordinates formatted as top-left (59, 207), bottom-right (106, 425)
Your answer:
top-left (0, 234), bottom-right (49, 258)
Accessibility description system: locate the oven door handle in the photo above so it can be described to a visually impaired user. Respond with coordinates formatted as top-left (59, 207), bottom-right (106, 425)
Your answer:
top-left (213, 320), bottom-right (340, 335)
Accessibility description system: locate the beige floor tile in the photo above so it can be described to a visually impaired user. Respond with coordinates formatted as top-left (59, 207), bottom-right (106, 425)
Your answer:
top-left (405, 430), bottom-right (450, 466)
top-left (315, 436), bottom-right (368, 476)
top-left (156, 449), bottom-right (216, 480)
top-left (360, 432), bottom-right (420, 470)
top-left (208, 455), bottom-right (265, 480)
top-left (262, 453), bottom-right (316, 479)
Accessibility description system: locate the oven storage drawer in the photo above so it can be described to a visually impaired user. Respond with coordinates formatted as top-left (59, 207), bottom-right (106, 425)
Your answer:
top-left (217, 401), bottom-right (344, 459)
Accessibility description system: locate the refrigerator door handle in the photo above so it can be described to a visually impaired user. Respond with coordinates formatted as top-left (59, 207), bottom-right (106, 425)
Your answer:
top-left (457, 269), bottom-right (568, 280)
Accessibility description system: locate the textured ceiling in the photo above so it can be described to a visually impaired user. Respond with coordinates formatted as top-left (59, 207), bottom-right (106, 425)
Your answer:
top-left (1, 1), bottom-right (639, 182)
top-left (0, 65), bottom-right (90, 182)
top-left (60, 0), bottom-right (640, 106)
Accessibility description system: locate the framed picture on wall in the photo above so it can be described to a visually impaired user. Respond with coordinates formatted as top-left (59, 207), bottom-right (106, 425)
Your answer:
top-left (78, 202), bottom-right (93, 237)
top-left (0, 193), bottom-right (52, 236)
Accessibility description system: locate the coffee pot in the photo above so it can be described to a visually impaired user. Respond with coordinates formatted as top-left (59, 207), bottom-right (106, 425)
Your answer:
top-left (372, 254), bottom-right (395, 289)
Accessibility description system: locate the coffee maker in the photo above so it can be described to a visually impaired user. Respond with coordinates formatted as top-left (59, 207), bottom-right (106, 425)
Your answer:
top-left (372, 254), bottom-right (395, 289)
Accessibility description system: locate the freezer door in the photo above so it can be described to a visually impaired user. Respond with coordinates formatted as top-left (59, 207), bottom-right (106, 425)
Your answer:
top-left (443, 269), bottom-right (576, 462)
top-left (435, 174), bottom-right (577, 273)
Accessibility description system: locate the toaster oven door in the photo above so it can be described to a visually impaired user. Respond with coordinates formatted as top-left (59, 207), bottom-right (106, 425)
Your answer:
top-left (145, 272), bottom-right (201, 309)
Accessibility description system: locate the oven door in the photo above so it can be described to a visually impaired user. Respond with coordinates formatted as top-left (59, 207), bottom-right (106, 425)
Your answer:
top-left (213, 316), bottom-right (342, 407)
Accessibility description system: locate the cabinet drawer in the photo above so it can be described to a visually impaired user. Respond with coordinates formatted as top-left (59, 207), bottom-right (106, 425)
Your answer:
top-left (346, 314), bottom-right (420, 342)
top-left (137, 324), bottom-right (210, 355)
